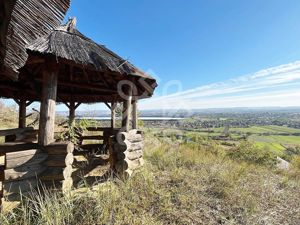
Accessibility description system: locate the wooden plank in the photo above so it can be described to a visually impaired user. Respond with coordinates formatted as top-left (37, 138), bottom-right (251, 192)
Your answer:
top-left (115, 158), bottom-right (144, 172)
top-left (86, 127), bottom-right (106, 132)
top-left (0, 127), bottom-right (33, 137)
top-left (6, 150), bottom-right (48, 169)
top-left (0, 165), bottom-right (5, 180)
top-left (4, 164), bottom-right (47, 181)
top-left (46, 153), bottom-right (74, 167)
top-left (43, 142), bottom-right (74, 155)
top-left (7, 130), bottom-right (38, 142)
top-left (3, 178), bottom-right (39, 195)
top-left (0, 142), bottom-right (38, 154)
top-left (78, 144), bottom-right (105, 152)
top-left (40, 166), bottom-right (73, 181)
top-left (80, 135), bottom-right (104, 140)
top-left (38, 66), bottom-right (58, 146)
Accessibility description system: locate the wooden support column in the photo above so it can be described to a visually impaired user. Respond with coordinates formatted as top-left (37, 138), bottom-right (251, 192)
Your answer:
top-left (69, 101), bottom-right (75, 126)
top-left (18, 99), bottom-right (27, 128)
top-left (38, 66), bottom-right (58, 146)
top-left (111, 102), bottom-right (117, 129)
top-left (122, 85), bottom-right (133, 132)
top-left (132, 100), bottom-right (138, 129)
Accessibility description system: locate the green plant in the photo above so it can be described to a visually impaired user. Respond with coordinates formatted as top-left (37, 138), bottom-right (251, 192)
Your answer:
top-left (283, 147), bottom-right (300, 162)
top-left (227, 141), bottom-right (277, 166)
top-left (292, 155), bottom-right (300, 170)
top-left (60, 119), bottom-right (91, 143)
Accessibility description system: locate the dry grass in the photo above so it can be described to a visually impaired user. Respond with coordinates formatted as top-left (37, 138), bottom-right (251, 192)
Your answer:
top-left (1, 132), bottom-right (300, 225)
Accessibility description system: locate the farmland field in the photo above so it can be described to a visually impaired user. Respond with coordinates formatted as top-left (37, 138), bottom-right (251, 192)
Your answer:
top-left (152, 125), bottom-right (300, 156)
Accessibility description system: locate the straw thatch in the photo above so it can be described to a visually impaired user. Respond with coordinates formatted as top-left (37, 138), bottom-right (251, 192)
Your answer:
top-left (1, 0), bottom-right (70, 78)
top-left (27, 18), bottom-right (154, 80)
top-left (0, 18), bottom-right (157, 103)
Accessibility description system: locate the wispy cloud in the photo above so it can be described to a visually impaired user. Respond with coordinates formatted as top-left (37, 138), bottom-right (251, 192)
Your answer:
top-left (140, 61), bottom-right (300, 110)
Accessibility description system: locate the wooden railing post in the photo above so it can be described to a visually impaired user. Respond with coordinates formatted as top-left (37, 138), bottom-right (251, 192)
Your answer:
top-left (111, 102), bottom-right (117, 129)
top-left (122, 85), bottom-right (133, 132)
top-left (18, 99), bottom-right (27, 128)
top-left (132, 100), bottom-right (138, 129)
top-left (69, 101), bottom-right (75, 126)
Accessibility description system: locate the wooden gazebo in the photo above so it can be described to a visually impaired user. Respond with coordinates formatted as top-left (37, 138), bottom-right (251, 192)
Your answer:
top-left (0, 0), bottom-right (157, 208)
top-left (0, 16), bottom-right (157, 206)
top-left (0, 0), bottom-right (71, 207)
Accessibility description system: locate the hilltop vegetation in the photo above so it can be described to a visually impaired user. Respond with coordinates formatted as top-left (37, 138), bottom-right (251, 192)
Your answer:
top-left (1, 131), bottom-right (300, 224)
top-left (1, 103), bottom-right (300, 224)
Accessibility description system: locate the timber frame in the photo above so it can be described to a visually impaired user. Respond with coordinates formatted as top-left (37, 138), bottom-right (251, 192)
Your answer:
top-left (0, 17), bottom-right (157, 208)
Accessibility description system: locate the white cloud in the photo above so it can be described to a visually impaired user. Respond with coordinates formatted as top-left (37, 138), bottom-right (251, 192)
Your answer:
top-left (141, 61), bottom-right (300, 110)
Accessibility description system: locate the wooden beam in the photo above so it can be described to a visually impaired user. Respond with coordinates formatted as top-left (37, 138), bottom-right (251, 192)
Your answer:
top-left (122, 85), bottom-right (133, 132)
top-left (63, 102), bottom-right (70, 109)
top-left (74, 102), bottom-right (81, 109)
top-left (0, 127), bottom-right (33, 137)
top-left (26, 58), bottom-right (45, 65)
top-left (26, 101), bottom-right (33, 107)
top-left (38, 65), bottom-right (58, 146)
top-left (0, 142), bottom-right (38, 154)
top-left (83, 69), bottom-right (90, 83)
top-left (34, 77), bottom-right (117, 93)
top-left (104, 102), bottom-right (111, 110)
top-left (18, 99), bottom-right (27, 128)
top-left (69, 101), bottom-right (75, 126)
top-left (13, 98), bottom-right (20, 105)
top-left (99, 73), bottom-right (110, 88)
top-left (111, 102), bottom-right (117, 129)
top-left (132, 100), bottom-right (138, 129)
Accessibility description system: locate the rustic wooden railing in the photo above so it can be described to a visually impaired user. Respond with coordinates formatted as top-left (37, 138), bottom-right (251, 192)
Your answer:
top-left (40, 142), bottom-right (74, 191)
top-left (76, 127), bottom-right (119, 154)
top-left (0, 128), bottom-right (75, 206)
top-left (110, 129), bottom-right (144, 178)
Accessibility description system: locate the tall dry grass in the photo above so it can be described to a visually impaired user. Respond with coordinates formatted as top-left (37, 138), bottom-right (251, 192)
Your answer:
top-left (1, 133), bottom-right (300, 225)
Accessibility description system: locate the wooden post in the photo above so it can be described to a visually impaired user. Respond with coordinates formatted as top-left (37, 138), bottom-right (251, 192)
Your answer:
top-left (111, 102), bottom-right (117, 129)
top-left (132, 100), bottom-right (138, 129)
top-left (18, 99), bottom-right (27, 128)
top-left (122, 85), bottom-right (133, 132)
top-left (38, 66), bottom-right (58, 146)
top-left (69, 101), bottom-right (75, 126)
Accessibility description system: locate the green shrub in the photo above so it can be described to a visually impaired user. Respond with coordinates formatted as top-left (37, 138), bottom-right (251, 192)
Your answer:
top-left (227, 141), bottom-right (277, 166)
top-left (292, 155), bottom-right (300, 170)
top-left (283, 147), bottom-right (300, 162)
top-left (60, 119), bottom-right (91, 143)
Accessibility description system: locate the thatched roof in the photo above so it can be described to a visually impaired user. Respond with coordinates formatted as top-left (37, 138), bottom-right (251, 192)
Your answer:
top-left (0, 0), bottom-right (70, 79)
top-left (27, 18), bottom-right (155, 81)
top-left (0, 18), bottom-right (157, 104)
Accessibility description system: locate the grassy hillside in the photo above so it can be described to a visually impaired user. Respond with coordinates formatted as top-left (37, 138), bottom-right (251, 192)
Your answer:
top-left (1, 132), bottom-right (300, 225)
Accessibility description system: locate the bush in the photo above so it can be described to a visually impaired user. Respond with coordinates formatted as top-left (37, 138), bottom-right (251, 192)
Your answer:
top-left (283, 147), bottom-right (300, 162)
top-left (292, 155), bottom-right (300, 170)
top-left (227, 141), bottom-right (277, 166)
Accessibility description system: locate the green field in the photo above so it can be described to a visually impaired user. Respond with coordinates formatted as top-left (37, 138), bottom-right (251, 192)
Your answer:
top-left (249, 134), bottom-right (300, 145)
top-left (213, 125), bottom-right (300, 134)
top-left (186, 125), bottom-right (300, 155)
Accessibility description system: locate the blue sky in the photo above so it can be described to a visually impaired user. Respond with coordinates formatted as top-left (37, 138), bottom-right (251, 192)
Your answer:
top-left (64, 0), bottom-right (300, 110)
top-left (66, 0), bottom-right (300, 88)
top-left (3, 0), bottom-right (300, 110)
